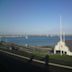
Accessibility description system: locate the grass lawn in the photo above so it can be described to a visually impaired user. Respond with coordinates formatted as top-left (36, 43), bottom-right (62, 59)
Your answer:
top-left (49, 54), bottom-right (72, 66)
top-left (32, 51), bottom-right (72, 66)
top-left (49, 54), bottom-right (72, 62)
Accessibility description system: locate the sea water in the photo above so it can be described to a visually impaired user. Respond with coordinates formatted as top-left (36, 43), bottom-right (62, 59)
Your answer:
top-left (1, 36), bottom-right (72, 46)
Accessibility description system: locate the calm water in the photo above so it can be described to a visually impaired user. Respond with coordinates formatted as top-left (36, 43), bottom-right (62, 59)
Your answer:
top-left (1, 36), bottom-right (72, 46)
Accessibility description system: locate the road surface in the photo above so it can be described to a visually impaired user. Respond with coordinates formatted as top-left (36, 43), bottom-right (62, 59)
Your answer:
top-left (0, 49), bottom-right (72, 72)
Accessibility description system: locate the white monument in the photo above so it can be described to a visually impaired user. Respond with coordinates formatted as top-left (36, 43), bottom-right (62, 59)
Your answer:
top-left (54, 16), bottom-right (72, 56)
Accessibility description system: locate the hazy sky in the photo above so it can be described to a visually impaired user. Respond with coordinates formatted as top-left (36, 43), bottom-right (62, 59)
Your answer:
top-left (0, 0), bottom-right (72, 35)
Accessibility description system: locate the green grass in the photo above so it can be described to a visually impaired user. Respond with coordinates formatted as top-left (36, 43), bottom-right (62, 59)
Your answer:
top-left (49, 54), bottom-right (72, 66)
top-left (49, 54), bottom-right (72, 61)
top-left (30, 50), bottom-right (72, 66)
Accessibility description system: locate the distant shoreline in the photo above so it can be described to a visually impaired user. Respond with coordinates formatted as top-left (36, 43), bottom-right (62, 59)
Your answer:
top-left (0, 34), bottom-right (72, 38)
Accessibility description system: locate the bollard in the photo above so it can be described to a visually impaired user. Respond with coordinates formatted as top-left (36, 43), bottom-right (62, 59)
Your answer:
top-left (28, 55), bottom-right (34, 63)
top-left (44, 55), bottom-right (49, 66)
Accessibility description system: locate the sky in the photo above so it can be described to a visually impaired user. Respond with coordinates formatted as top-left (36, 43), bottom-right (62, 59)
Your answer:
top-left (0, 0), bottom-right (72, 35)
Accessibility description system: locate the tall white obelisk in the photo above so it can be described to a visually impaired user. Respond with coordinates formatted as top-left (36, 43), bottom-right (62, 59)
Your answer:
top-left (54, 16), bottom-right (70, 55)
top-left (60, 16), bottom-right (62, 42)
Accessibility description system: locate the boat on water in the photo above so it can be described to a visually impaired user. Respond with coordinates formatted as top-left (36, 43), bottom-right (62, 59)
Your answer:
top-left (25, 35), bottom-right (28, 39)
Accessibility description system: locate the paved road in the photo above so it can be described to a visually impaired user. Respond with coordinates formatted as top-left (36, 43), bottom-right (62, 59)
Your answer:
top-left (0, 50), bottom-right (72, 72)
top-left (0, 50), bottom-right (72, 69)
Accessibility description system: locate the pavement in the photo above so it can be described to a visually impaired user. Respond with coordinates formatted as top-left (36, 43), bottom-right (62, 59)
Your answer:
top-left (0, 49), bottom-right (72, 72)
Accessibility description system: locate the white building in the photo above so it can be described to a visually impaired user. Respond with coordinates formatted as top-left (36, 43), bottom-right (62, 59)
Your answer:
top-left (54, 16), bottom-right (72, 56)
top-left (54, 40), bottom-right (72, 56)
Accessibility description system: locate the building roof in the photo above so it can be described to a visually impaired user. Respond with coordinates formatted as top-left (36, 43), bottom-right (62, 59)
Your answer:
top-left (65, 40), bottom-right (72, 52)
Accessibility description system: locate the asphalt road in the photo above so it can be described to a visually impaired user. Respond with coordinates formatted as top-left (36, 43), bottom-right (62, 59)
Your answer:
top-left (0, 51), bottom-right (72, 72)
top-left (0, 51), bottom-right (49, 72)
